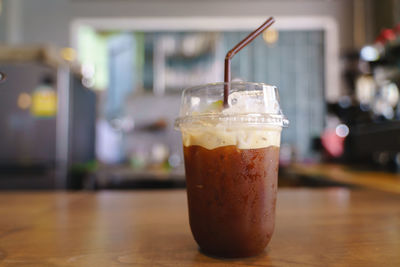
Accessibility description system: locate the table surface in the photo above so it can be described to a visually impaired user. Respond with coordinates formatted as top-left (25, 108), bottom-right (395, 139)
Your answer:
top-left (287, 163), bottom-right (400, 194)
top-left (0, 189), bottom-right (399, 267)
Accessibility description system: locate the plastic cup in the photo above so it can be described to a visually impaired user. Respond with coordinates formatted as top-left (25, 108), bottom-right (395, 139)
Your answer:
top-left (175, 82), bottom-right (288, 258)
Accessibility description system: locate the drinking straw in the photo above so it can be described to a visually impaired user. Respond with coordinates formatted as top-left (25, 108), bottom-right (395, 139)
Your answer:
top-left (224, 17), bottom-right (275, 107)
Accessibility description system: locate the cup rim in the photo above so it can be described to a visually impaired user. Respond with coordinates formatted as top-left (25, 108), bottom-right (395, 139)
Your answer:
top-left (175, 113), bottom-right (289, 129)
top-left (182, 81), bottom-right (276, 93)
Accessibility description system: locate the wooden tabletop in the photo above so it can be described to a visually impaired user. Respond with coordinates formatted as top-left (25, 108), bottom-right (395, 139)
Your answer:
top-left (0, 189), bottom-right (399, 266)
top-left (286, 163), bottom-right (400, 194)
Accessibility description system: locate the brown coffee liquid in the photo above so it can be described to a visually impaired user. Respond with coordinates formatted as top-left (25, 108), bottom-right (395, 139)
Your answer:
top-left (183, 145), bottom-right (280, 258)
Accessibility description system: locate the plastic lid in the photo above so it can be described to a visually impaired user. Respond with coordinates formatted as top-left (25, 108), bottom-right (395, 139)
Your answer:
top-left (175, 82), bottom-right (289, 129)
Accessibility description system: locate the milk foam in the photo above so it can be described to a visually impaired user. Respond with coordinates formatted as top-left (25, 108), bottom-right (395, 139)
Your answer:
top-left (181, 125), bottom-right (281, 150)
top-left (180, 90), bottom-right (282, 150)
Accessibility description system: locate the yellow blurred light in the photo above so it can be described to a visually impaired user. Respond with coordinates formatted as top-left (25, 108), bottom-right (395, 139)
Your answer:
top-left (263, 29), bottom-right (279, 45)
top-left (17, 93), bottom-right (32, 110)
top-left (61, 47), bottom-right (77, 62)
top-left (31, 90), bottom-right (57, 117)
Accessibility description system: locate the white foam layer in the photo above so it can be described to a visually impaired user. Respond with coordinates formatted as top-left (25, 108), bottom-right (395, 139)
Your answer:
top-left (181, 126), bottom-right (281, 150)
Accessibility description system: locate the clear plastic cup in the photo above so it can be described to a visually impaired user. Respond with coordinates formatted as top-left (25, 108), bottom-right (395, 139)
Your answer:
top-left (175, 82), bottom-right (288, 258)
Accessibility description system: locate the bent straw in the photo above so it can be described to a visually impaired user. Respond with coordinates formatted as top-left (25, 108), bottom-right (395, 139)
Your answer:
top-left (223, 17), bottom-right (275, 107)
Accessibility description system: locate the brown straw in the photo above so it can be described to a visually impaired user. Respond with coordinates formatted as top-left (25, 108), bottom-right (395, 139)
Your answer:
top-left (223, 17), bottom-right (275, 107)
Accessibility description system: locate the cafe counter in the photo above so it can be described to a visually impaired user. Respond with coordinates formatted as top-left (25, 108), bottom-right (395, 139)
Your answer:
top-left (0, 189), bottom-right (399, 266)
top-left (285, 163), bottom-right (400, 194)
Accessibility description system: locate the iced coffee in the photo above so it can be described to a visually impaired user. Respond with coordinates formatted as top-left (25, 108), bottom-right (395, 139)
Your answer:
top-left (176, 82), bottom-right (288, 258)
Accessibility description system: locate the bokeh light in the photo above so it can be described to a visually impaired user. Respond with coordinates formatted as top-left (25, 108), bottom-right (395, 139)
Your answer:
top-left (17, 93), bottom-right (32, 110)
top-left (335, 124), bottom-right (349, 138)
top-left (263, 28), bottom-right (279, 45)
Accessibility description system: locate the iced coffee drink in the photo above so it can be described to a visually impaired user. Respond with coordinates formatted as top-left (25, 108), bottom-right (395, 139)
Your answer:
top-left (176, 82), bottom-right (288, 258)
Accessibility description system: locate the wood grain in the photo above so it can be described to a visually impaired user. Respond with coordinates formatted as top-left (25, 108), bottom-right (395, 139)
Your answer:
top-left (0, 189), bottom-right (399, 266)
top-left (287, 163), bottom-right (400, 194)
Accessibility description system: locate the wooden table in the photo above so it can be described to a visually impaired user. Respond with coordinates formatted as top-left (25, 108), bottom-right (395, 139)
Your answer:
top-left (0, 189), bottom-right (399, 266)
top-left (286, 163), bottom-right (400, 194)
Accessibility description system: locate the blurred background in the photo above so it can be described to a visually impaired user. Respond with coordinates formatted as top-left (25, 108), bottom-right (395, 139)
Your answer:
top-left (0, 0), bottom-right (400, 190)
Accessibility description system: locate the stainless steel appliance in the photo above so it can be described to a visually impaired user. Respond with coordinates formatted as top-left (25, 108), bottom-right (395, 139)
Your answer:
top-left (0, 46), bottom-right (96, 189)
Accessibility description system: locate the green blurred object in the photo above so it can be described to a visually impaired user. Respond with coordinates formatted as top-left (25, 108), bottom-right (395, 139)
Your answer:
top-left (70, 160), bottom-right (98, 172)
top-left (69, 161), bottom-right (98, 189)
top-left (204, 100), bottom-right (223, 112)
top-left (130, 157), bottom-right (146, 169)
